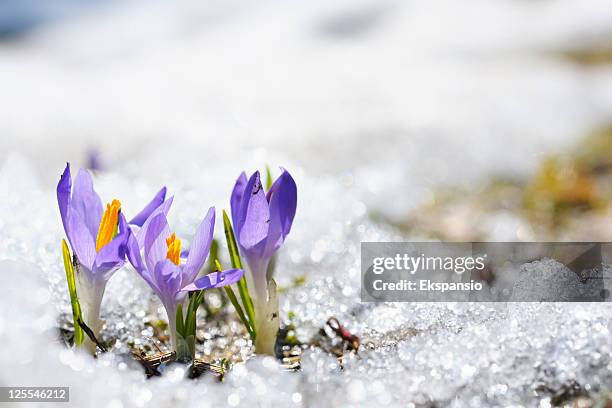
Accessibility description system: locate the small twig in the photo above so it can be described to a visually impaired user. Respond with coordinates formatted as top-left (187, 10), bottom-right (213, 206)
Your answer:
top-left (146, 351), bottom-right (175, 366)
top-left (132, 351), bottom-right (161, 377)
top-left (77, 318), bottom-right (107, 353)
top-left (190, 359), bottom-right (227, 380)
top-left (152, 341), bottom-right (164, 354)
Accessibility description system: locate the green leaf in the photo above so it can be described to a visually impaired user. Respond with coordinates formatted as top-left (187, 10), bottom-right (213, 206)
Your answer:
top-left (265, 165), bottom-right (273, 190)
top-left (216, 257), bottom-right (255, 339)
top-left (185, 294), bottom-right (199, 338)
top-left (224, 285), bottom-right (255, 340)
top-left (185, 294), bottom-right (196, 322)
top-left (237, 275), bottom-right (256, 331)
top-left (185, 312), bottom-right (196, 339)
top-left (222, 210), bottom-right (256, 336)
top-left (176, 294), bottom-right (202, 362)
top-left (206, 239), bottom-right (219, 274)
top-left (62, 240), bottom-right (84, 346)
top-left (185, 335), bottom-right (196, 361)
top-left (174, 331), bottom-right (193, 362)
top-left (194, 290), bottom-right (205, 308)
top-left (175, 304), bottom-right (184, 336)
top-left (222, 210), bottom-right (243, 269)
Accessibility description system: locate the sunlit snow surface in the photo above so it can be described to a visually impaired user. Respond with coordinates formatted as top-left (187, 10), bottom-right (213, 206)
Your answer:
top-left (0, 156), bottom-right (611, 407)
top-left (2, 0), bottom-right (612, 406)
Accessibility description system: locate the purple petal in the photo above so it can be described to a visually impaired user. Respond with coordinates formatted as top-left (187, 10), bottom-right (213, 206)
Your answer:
top-left (67, 209), bottom-right (96, 270)
top-left (264, 170), bottom-right (297, 258)
top-left (230, 172), bottom-right (247, 232)
top-left (94, 213), bottom-right (128, 280)
top-left (136, 195), bottom-right (174, 248)
top-left (126, 225), bottom-right (145, 273)
top-left (125, 226), bottom-right (159, 292)
top-left (181, 269), bottom-right (244, 292)
top-left (237, 171), bottom-right (270, 250)
top-left (129, 186), bottom-right (167, 227)
top-left (144, 212), bottom-right (170, 274)
top-left (70, 168), bottom-right (104, 240)
top-left (183, 207), bottom-right (215, 284)
top-left (57, 163), bottom-right (72, 236)
top-left (152, 259), bottom-right (182, 305)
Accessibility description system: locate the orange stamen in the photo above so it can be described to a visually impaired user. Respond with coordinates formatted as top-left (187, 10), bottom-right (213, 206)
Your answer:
top-left (166, 233), bottom-right (181, 265)
top-left (95, 199), bottom-right (121, 252)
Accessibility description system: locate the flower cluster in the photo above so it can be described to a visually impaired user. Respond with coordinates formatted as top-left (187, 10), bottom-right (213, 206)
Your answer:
top-left (57, 163), bottom-right (296, 360)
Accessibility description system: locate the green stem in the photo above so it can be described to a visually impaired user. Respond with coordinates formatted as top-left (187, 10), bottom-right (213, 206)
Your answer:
top-left (222, 210), bottom-right (257, 334)
top-left (61, 240), bottom-right (84, 346)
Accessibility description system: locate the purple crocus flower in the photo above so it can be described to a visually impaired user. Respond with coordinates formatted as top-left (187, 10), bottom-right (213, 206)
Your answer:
top-left (230, 169), bottom-right (297, 354)
top-left (57, 163), bottom-right (168, 353)
top-left (126, 207), bottom-right (244, 351)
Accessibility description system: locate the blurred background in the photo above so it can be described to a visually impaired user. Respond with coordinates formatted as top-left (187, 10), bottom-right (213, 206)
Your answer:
top-left (2, 0), bottom-right (612, 236)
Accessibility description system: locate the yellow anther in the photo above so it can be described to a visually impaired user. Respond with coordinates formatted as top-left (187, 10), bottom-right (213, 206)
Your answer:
top-left (95, 199), bottom-right (121, 252)
top-left (166, 233), bottom-right (181, 265)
